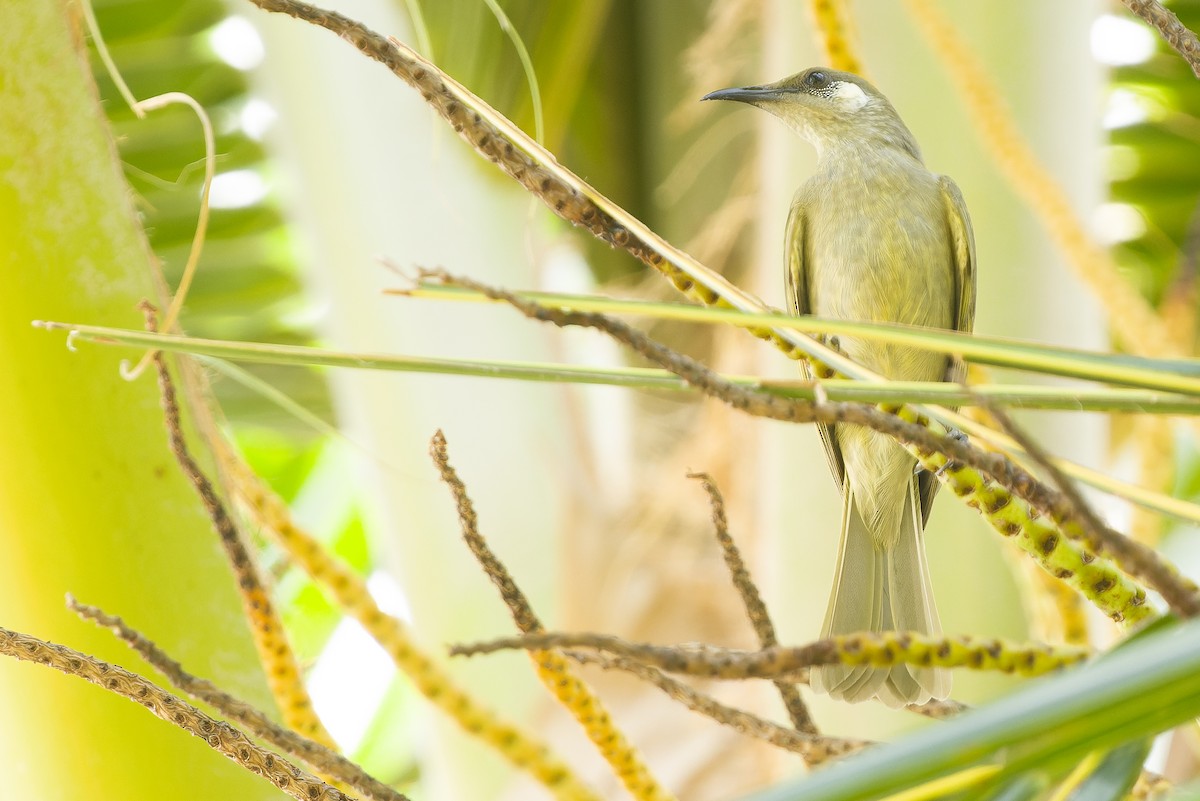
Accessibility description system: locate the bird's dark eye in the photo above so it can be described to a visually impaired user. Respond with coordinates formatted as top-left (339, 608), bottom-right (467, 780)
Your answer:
top-left (805, 71), bottom-right (829, 89)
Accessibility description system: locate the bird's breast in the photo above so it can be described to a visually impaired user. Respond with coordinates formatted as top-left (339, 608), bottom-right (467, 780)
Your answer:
top-left (803, 164), bottom-right (955, 382)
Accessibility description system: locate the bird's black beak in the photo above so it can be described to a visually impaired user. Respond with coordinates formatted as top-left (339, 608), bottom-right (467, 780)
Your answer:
top-left (701, 85), bottom-right (782, 104)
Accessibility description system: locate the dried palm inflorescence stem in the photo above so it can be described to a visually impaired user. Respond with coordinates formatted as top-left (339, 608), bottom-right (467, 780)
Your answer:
top-left (143, 303), bottom-right (336, 750)
top-left (0, 625), bottom-right (358, 801)
top-left (453, 630), bottom-right (1091, 681)
top-left (429, 430), bottom-right (675, 801)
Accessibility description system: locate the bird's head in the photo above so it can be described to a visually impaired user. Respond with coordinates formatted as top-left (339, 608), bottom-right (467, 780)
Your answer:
top-left (702, 68), bottom-right (919, 159)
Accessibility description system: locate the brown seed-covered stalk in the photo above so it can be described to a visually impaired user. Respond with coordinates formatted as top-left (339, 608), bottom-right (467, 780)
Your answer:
top-left (429, 431), bottom-right (674, 801)
top-left (689, 472), bottom-right (816, 734)
top-left (0, 626), bottom-right (354, 801)
top-left (68, 598), bottom-right (407, 801)
top-left (143, 303), bottom-right (336, 749)
top-left (1121, 0), bottom-right (1200, 77)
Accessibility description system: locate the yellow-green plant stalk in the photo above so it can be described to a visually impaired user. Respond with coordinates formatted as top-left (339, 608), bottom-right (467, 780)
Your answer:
top-left (34, 322), bottom-right (1200, 417)
top-left (397, 283), bottom-right (1200, 398)
top-left (896, 408), bottom-right (1154, 626)
top-left (805, 0), bottom-right (863, 73)
top-left (826, 632), bottom-right (1090, 677)
top-left (530, 651), bottom-right (674, 801)
top-left (903, 0), bottom-right (1178, 360)
top-left (1130, 417), bottom-right (1175, 547)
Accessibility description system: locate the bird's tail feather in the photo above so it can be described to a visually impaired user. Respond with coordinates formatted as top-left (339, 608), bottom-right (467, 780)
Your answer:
top-left (811, 477), bottom-right (950, 707)
top-left (811, 486), bottom-right (886, 701)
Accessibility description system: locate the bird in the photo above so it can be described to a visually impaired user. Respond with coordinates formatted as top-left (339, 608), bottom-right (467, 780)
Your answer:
top-left (702, 68), bottom-right (976, 706)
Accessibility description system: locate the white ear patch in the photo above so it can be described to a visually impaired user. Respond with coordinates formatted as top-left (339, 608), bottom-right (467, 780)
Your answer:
top-left (831, 81), bottom-right (869, 111)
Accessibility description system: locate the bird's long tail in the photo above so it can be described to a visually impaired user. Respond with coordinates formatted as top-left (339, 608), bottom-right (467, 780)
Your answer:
top-left (810, 475), bottom-right (950, 707)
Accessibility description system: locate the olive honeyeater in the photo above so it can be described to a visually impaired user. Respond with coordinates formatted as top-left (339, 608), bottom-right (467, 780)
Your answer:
top-left (703, 68), bottom-right (976, 706)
